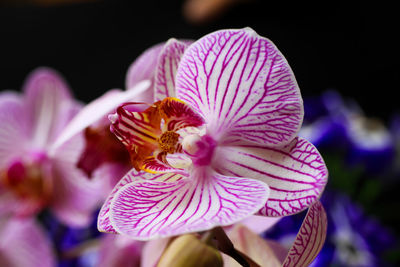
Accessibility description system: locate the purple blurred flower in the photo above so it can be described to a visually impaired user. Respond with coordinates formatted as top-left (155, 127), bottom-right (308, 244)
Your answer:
top-left (98, 28), bottom-right (328, 241)
top-left (0, 68), bottom-right (105, 227)
top-left (0, 217), bottom-right (56, 267)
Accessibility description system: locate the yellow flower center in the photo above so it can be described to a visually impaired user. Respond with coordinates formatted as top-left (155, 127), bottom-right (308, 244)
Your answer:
top-left (158, 131), bottom-right (180, 153)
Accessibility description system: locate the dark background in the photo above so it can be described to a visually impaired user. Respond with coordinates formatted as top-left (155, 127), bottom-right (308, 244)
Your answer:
top-left (0, 0), bottom-right (398, 121)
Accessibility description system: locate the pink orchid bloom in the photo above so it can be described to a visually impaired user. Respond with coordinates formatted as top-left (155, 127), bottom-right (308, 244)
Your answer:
top-left (98, 28), bottom-right (328, 240)
top-left (0, 217), bottom-right (56, 267)
top-left (0, 68), bottom-right (105, 227)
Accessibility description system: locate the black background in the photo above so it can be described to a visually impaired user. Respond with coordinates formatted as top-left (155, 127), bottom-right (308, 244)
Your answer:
top-left (0, 0), bottom-right (398, 121)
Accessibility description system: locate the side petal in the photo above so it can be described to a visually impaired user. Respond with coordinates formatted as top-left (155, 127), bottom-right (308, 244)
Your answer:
top-left (154, 39), bottom-right (189, 101)
top-left (23, 67), bottom-right (74, 148)
top-left (214, 137), bottom-right (328, 217)
top-left (282, 201), bottom-right (328, 267)
top-left (0, 92), bottom-right (30, 166)
top-left (98, 169), bottom-right (185, 233)
top-left (109, 171), bottom-right (270, 240)
top-left (175, 28), bottom-right (303, 146)
top-left (0, 218), bottom-right (56, 267)
top-left (51, 80), bottom-right (150, 151)
top-left (126, 43), bottom-right (165, 103)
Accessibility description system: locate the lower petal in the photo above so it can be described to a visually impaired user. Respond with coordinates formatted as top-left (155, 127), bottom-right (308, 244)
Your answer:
top-left (109, 171), bottom-right (270, 240)
top-left (98, 169), bottom-right (186, 233)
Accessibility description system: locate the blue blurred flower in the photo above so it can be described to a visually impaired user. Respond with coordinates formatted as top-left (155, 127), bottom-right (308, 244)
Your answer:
top-left (300, 90), bottom-right (395, 174)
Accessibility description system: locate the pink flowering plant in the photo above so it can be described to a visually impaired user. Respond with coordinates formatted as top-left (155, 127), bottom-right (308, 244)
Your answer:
top-left (0, 68), bottom-right (105, 227)
top-left (97, 27), bottom-right (328, 252)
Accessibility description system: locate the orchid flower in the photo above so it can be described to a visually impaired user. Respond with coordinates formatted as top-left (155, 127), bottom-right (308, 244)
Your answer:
top-left (0, 68), bottom-right (105, 227)
top-left (98, 28), bottom-right (328, 241)
top-left (0, 217), bottom-right (56, 267)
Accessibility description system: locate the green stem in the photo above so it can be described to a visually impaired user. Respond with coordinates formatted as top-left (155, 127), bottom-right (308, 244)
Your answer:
top-left (212, 227), bottom-right (259, 267)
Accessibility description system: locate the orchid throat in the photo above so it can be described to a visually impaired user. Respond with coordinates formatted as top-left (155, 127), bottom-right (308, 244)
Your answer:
top-left (109, 97), bottom-right (208, 173)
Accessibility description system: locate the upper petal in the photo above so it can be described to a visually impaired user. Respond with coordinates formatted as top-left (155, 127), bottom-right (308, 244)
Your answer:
top-left (175, 28), bottom-right (303, 146)
top-left (109, 170), bottom-right (269, 240)
top-left (51, 80), bottom-right (150, 151)
top-left (283, 201), bottom-right (328, 267)
top-left (154, 39), bottom-right (190, 101)
top-left (22, 68), bottom-right (75, 148)
top-left (0, 92), bottom-right (30, 166)
top-left (213, 137), bottom-right (328, 217)
top-left (126, 43), bottom-right (165, 103)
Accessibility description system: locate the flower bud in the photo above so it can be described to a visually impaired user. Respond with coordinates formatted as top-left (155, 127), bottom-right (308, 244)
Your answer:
top-left (157, 234), bottom-right (223, 267)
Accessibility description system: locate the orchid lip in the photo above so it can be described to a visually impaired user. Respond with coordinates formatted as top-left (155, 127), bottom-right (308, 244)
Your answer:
top-left (109, 97), bottom-right (205, 173)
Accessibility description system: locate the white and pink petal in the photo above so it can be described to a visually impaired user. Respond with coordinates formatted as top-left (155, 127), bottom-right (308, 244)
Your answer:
top-left (154, 39), bottom-right (190, 101)
top-left (109, 170), bottom-right (269, 240)
top-left (175, 28), bottom-right (303, 147)
top-left (213, 137), bottom-right (328, 217)
top-left (283, 201), bottom-right (327, 267)
top-left (98, 169), bottom-right (186, 233)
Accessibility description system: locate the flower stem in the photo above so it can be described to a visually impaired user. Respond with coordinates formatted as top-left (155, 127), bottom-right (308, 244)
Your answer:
top-left (212, 227), bottom-right (260, 267)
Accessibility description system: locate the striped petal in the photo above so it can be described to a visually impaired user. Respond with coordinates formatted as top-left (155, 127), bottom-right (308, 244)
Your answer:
top-left (23, 67), bottom-right (74, 148)
top-left (175, 28), bottom-right (303, 146)
top-left (141, 153), bottom-right (183, 174)
top-left (283, 201), bottom-right (327, 267)
top-left (154, 39), bottom-right (189, 101)
top-left (213, 137), bottom-right (328, 217)
top-left (51, 80), bottom-right (150, 150)
top-left (159, 97), bottom-right (205, 132)
top-left (110, 102), bottom-right (162, 170)
top-left (98, 169), bottom-right (185, 233)
top-left (109, 171), bottom-right (270, 240)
